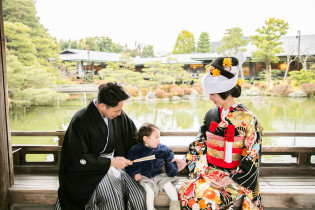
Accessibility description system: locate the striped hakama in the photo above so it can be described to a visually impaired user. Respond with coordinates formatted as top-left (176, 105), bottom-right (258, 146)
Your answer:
top-left (55, 169), bottom-right (146, 210)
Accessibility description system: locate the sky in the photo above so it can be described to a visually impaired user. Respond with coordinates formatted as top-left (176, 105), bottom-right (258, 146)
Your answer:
top-left (35, 0), bottom-right (315, 55)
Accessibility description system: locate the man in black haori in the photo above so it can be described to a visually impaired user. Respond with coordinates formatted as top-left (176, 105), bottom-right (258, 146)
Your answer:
top-left (55, 82), bottom-right (146, 210)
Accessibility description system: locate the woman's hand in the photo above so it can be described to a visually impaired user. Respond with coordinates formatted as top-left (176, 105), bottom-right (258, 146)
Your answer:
top-left (110, 156), bottom-right (132, 169)
top-left (171, 158), bottom-right (187, 172)
top-left (211, 176), bottom-right (234, 188)
top-left (134, 173), bottom-right (142, 181)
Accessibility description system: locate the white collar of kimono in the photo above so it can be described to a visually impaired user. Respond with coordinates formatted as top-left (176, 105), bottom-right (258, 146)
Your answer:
top-left (93, 98), bottom-right (109, 124)
top-left (93, 98), bottom-right (109, 153)
top-left (220, 103), bottom-right (239, 120)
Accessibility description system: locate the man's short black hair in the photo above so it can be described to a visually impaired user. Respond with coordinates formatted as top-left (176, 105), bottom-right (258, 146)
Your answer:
top-left (98, 82), bottom-right (130, 108)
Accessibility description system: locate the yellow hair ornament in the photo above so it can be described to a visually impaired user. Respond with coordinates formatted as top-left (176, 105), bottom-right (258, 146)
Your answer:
top-left (223, 58), bottom-right (232, 68)
top-left (237, 79), bottom-right (244, 86)
top-left (213, 69), bottom-right (221, 76)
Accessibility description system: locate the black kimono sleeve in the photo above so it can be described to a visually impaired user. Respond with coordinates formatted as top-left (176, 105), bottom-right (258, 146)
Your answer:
top-left (197, 107), bottom-right (220, 139)
top-left (66, 118), bottom-right (111, 173)
top-left (230, 116), bottom-right (263, 192)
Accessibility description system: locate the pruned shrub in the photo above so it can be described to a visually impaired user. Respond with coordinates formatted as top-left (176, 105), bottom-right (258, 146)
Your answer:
top-left (154, 89), bottom-right (165, 98)
top-left (94, 80), bottom-right (107, 85)
top-left (241, 83), bottom-right (251, 89)
top-left (183, 87), bottom-right (192, 95)
top-left (170, 87), bottom-right (184, 97)
top-left (166, 92), bottom-right (174, 98)
top-left (124, 86), bottom-right (139, 97)
top-left (258, 83), bottom-right (268, 91)
top-left (272, 84), bottom-right (294, 96)
top-left (74, 79), bottom-right (84, 84)
top-left (193, 86), bottom-right (202, 94)
top-left (300, 83), bottom-right (315, 96)
top-left (140, 87), bottom-right (149, 96)
top-left (160, 84), bottom-right (178, 92)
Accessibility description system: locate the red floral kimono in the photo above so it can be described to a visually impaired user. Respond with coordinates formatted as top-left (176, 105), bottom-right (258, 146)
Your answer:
top-left (179, 104), bottom-right (263, 210)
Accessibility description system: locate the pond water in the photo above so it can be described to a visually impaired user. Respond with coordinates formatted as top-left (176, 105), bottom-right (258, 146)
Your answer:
top-left (9, 94), bottom-right (315, 163)
top-left (10, 94), bottom-right (314, 146)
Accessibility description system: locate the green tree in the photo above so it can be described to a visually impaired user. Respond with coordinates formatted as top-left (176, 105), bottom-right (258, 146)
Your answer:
top-left (7, 55), bottom-right (67, 107)
top-left (289, 69), bottom-right (315, 85)
top-left (3, 0), bottom-right (66, 106)
top-left (141, 45), bottom-right (155, 58)
top-left (216, 27), bottom-right (248, 54)
top-left (97, 36), bottom-right (114, 52)
top-left (119, 53), bottom-right (135, 70)
top-left (59, 39), bottom-right (70, 50)
top-left (166, 57), bottom-right (190, 84)
top-left (250, 18), bottom-right (288, 88)
top-left (85, 37), bottom-right (99, 51)
top-left (4, 22), bottom-right (37, 66)
top-left (112, 43), bottom-right (124, 53)
top-left (197, 32), bottom-right (210, 53)
top-left (142, 61), bottom-right (173, 86)
top-left (70, 40), bottom-right (84, 50)
top-left (99, 61), bottom-right (142, 86)
top-left (172, 30), bottom-right (195, 54)
top-left (4, 0), bottom-right (60, 73)
top-left (3, 0), bottom-right (39, 29)
top-left (216, 27), bottom-right (248, 79)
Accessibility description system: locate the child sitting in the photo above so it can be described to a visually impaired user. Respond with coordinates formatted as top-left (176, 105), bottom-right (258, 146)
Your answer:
top-left (126, 122), bottom-right (180, 210)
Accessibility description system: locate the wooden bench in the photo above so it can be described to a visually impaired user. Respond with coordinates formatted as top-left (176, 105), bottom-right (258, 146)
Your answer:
top-left (8, 131), bottom-right (315, 208)
top-left (8, 174), bottom-right (315, 209)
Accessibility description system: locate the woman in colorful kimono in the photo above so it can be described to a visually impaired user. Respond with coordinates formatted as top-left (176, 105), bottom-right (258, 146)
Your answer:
top-left (178, 54), bottom-right (263, 210)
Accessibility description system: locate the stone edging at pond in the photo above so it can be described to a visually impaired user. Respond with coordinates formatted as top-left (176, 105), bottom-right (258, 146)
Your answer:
top-left (129, 88), bottom-right (311, 102)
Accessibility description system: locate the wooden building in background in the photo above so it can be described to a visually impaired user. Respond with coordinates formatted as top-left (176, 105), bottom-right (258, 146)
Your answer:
top-left (59, 35), bottom-right (315, 80)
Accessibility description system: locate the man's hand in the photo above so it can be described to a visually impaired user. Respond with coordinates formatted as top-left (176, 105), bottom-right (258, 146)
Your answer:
top-left (134, 173), bottom-right (142, 181)
top-left (210, 176), bottom-right (234, 188)
top-left (171, 158), bottom-right (187, 172)
top-left (110, 156), bottom-right (132, 170)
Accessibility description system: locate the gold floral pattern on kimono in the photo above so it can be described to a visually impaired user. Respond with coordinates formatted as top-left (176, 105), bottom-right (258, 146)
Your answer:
top-left (179, 104), bottom-right (263, 210)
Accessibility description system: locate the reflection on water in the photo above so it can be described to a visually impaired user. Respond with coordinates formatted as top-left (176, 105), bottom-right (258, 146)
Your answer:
top-left (9, 95), bottom-right (315, 147)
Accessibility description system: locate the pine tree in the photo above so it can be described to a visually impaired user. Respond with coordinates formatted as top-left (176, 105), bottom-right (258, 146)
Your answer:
top-left (197, 32), bottom-right (210, 53)
top-left (3, 0), bottom-right (66, 107)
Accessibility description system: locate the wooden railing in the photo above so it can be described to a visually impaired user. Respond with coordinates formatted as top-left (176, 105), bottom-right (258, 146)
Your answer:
top-left (11, 131), bottom-right (315, 175)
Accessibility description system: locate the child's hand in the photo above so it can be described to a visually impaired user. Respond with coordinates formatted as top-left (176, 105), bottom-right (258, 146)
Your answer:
top-left (172, 158), bottom-right (187, 172)
top-left (134, 173), bottom-right (142, 181)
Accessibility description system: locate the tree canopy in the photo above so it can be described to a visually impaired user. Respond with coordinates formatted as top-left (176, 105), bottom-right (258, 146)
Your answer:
top-left (216, 27), bottom-right (248, 54)
top-left (3, 0), bottom-right (66, 107)
top-left (197, 32), bottom-right (211, 53)
top-left (172, 30), bottom-right (196, 54)
top-left (250, 18), bottom-right (289, 87)
top-left (59, 36), bottom-right (124, 53)
top-left (141, 45), bottom-right (155, 58)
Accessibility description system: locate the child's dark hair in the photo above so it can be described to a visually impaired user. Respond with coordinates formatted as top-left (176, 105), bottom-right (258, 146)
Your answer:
top-left (136, 122), bottom-right (160, 143)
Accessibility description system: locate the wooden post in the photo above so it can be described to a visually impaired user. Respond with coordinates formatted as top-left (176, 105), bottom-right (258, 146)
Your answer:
top-left (0, 0), bottom-right (14, 209)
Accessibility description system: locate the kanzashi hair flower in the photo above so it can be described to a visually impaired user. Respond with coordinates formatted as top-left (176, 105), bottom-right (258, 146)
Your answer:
top-left (237, 78), bottom-right (244, 86)
top-left (206, 66), bottom-right (221, 76)
top-left (212, 69), bottom-right (221, 76)
top-left (222, 58), bottom-right (232, 68)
